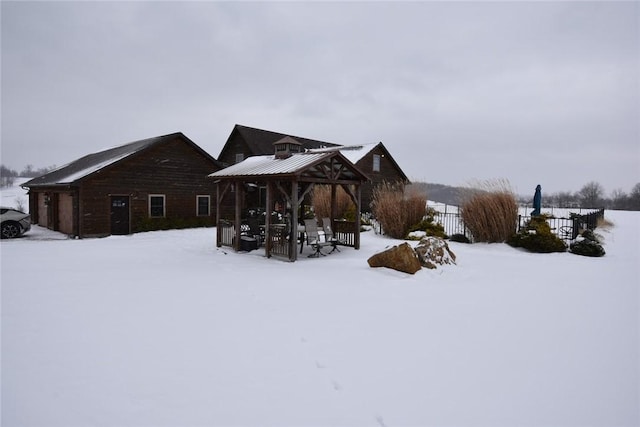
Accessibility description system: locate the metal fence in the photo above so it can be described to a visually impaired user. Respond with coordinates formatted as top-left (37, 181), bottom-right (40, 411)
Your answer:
top-left (517, 208), bottom-right (605, 242)
top-left (516, 215), bottom-right (578, 241)
top-left (427, 208), bottom-right (605, 243)
top-left (431, 211), bottom-right (471, 240)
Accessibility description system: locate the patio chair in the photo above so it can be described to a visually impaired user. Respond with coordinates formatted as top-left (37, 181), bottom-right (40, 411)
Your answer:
top-left (239, 217), bottom-right (263, 249)
top-left (321, 217), bottom-right (341, 253)
top-left (247, 217), bottom-right (264, 246)
top-left (304, 219), bottom-right (329, 257)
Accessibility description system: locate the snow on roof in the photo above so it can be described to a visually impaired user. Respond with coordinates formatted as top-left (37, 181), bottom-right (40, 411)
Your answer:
top-left (52, 153), bottom-right (134, 184)
top-left (209, 152), bottom-right (331, 178)
top-left (22, 135), bottom-right (168, 187)
top-left (308, 143), bottom-right (378, 164)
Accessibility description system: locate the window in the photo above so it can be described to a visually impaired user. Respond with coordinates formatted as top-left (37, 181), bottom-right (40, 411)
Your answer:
top-left (235, 153), bottom-right (244, 164)
top-left (373, 154), bottom-right (381, 172)
top-left (197, 195), bottom-right (210, 216)
top-left (149, 195), bottom-right (165, 218)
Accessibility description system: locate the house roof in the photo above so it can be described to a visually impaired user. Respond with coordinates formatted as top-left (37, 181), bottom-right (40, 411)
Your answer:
top-left (309, 142), bottom-right (379, 164)
top-left (310, 142), bottom-right (410, 183)
top-left (224, 124), bottom-right (340, 157)
top-left (209, 151), bottom-right (369, 183)
top-left (23, 132), bottom-right (222, 187)
top-left (218, 125), bottom-right (408, 182)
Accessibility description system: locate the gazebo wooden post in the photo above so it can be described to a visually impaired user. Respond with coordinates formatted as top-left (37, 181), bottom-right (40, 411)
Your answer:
top-left (216, 182), bottom-right (221, 247)
top-left (265, 181), bottom-right (273, 258)
top-left (355, 183), bottom-right (362, 249)
top-left (234, 181), bottom-right (243, 252)
top-left (289, 180), bottom-right (299, 262)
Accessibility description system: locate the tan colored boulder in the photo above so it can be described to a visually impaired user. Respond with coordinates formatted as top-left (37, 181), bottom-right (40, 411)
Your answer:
top-left (367, 242), bottom-right (422, 275)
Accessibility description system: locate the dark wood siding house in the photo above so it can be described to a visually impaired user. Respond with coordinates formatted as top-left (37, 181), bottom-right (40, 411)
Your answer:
top-left (218, 125), bottom-right (410, 213)
top-left (340, 142), bottom-right (410, 211)
top-left (217, 124), bottom-right (340, 167)
top-left (23, 133), bottom-right (223, 238)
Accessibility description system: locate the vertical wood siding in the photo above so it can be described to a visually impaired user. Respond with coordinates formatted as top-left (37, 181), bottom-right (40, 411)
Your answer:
top-left (217, 132), bottom-right (251, 167)
top-left (356, 146), bottom-right (407, 211)
top-left (37, 192), bottom-right (47, 226)
top-left (77, 137), bottom-right (220, 237)
top-left (57, 193), bottom-right (74, 235)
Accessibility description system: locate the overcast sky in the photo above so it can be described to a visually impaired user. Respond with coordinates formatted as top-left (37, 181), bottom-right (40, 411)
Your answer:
top-left (2, 1), bottom-right (638, 195)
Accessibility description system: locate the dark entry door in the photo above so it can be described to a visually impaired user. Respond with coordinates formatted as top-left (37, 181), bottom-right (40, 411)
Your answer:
top-left (110, 196), bottom-right (130, 235)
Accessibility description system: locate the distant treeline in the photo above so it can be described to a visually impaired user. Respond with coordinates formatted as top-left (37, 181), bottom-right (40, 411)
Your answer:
top-left (2, 163), bottom-right (639, 211)
top-left (409, 181), bottom-right (640, 211)
top-left (0, 164), bottom-right (57, 187)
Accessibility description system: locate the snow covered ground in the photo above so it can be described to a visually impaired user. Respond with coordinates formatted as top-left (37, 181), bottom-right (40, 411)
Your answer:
top-left (1, 184), bottom-right (639, 426)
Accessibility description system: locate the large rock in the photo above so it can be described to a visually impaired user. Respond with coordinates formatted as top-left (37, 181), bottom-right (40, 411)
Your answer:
top-left (367, 242), bottom-right (422, 275)
top-left (414, 236), bottom-right (457, 269)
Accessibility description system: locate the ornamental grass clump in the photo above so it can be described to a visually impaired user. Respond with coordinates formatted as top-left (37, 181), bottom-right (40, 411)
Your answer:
top-left (460, 180), bottom-right (518, 243)
top-left (371, 182), bottom-right (427, 239)
top-left (311, 185), bottom-right (353, 220)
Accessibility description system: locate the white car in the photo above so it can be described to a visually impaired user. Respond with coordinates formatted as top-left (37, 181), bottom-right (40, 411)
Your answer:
top-left (1, 207), bottom-right (31, 238)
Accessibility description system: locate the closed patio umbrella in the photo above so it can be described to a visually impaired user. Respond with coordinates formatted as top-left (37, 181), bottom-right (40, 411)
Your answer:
top-left (531, 184), bottom-right (542, 216)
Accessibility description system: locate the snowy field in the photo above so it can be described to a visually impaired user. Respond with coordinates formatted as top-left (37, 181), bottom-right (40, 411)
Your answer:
top-left (1, 184), bottom-right (639, 427)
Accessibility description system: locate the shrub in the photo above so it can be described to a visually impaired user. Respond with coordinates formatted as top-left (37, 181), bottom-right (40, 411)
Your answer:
top-left (508, 215), bottom-right (567, 253)
top-left (311, 185), bottom-right (353, 220)
top-left (570, 239), bottom-right (605, 257)
top-left (134, 216), bottom-right (213, 232)
top-left (460, 181), bottom-right (518, 243)
top-left (449, 233), bottom-right (471, 243)
top-left (371, 182), bottom-right (427, 239)
top-left (408, 217), bottom-right (447, 239)
top-left (570, 229), bottom-right (605, 257)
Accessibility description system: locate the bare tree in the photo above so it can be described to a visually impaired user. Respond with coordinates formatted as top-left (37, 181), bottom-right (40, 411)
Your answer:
top-left (554, 191), bottom-right (577, 208)
top-left (610, 188), bottom-right (629, 210)
top-left (0, 164), bottom-right (18, 187)
top-left (629, 183), bottom-right (640, 211)
top-left (20, 164), bottom-right (35, 177)
top-left (578, 181), bottom-right (605, 208)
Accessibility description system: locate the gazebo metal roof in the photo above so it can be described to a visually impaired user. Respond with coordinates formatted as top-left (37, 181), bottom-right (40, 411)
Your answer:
top-left (209, 150), bottom-right (369, 183)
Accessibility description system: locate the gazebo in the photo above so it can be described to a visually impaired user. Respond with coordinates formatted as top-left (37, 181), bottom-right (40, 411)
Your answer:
top-left (209, 137), bottom-right (369, 261)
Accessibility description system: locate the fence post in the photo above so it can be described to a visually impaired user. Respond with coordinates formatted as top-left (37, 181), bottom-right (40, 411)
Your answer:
top-left (572, 217), bottom-right (580, 239)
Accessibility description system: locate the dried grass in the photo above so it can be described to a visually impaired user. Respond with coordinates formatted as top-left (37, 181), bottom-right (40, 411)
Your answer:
top-left (311, 185), bottom-right (354, 220)
top-left (371, 182), bottom-right (427, 239)
top-left (460, 180), bottom-right (518, 243)
top-left (597, 217), bottom-right (615, 230)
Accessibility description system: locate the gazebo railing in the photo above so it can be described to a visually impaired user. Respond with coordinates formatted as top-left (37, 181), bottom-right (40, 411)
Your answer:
top-left (334, 220), bottom-right (357, 248)
top-left (218, 219), bottom-right (234, 247)
top-left (268, 224), bottom-right (290, 258)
